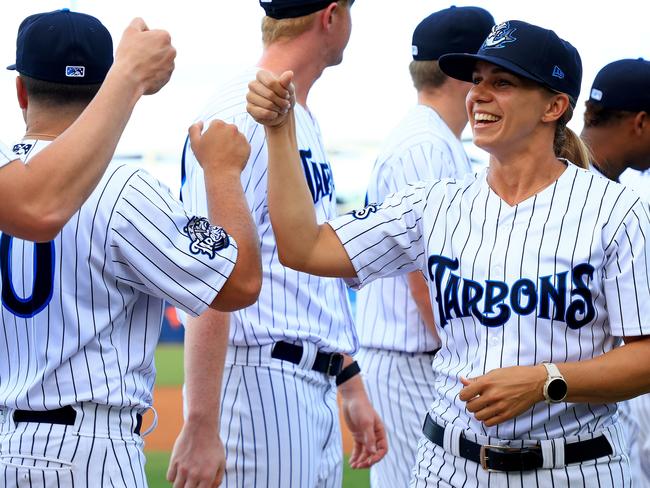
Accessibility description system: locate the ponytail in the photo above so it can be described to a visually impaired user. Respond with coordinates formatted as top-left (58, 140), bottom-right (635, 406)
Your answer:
top-left (553, 105), bottom-right (591, 169)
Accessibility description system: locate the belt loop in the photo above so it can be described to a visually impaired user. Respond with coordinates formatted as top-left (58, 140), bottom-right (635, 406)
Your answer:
top-left (540, 439), bottom-right (555, 468)
top-left (443, 422), bottom-right (462, 457)
top-left (552, 438), bottom-right (566, 468)
top-left (298, 341), bottom-right (318, 370)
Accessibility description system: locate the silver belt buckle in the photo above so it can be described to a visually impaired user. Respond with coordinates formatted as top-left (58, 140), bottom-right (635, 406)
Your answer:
top-left (479, 444), bottom-right (522, 472)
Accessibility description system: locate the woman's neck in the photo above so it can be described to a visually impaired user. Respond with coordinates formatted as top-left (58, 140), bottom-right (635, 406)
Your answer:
top-left (486, 147), bottom-right (567, 206)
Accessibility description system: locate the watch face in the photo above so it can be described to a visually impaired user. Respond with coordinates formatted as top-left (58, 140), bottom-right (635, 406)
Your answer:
top-left (548, 378), bottom-right (568, 402)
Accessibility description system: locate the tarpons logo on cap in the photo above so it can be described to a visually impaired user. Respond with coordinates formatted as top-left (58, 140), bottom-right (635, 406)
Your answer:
top-left (590, 88), bottom-right (603, 101)
top-left (66, 66), bottom-right (85, 78)
top-left (482, 22), bottom-right (517, 50)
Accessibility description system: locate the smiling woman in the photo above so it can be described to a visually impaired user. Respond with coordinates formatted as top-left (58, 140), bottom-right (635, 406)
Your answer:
top-left (246, 18), bottom-right (650, 487)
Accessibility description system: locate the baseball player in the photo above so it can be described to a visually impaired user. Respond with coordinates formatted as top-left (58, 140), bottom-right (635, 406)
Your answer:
top-left (355, 7), bottom-right (493, 487)
top-left (0, 10), bottom-right (261, 487)
top-left (170, 1), bottom-right (387, 486)
top-left (247, 20), bottom-right (650, 486)
top-left (1, 13), bottom-right (175, 242)
top-left (581, 58), bottom-right (650, 488)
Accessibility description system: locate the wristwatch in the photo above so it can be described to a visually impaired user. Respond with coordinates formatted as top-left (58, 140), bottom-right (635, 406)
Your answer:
top-left (542, 362), bottom-right (568, 404)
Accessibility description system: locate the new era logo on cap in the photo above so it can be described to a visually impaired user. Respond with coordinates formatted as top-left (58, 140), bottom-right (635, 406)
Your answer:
top-left (590, 88), bottom-right (603, 101)
top-left (552, 66), bottom-right (565, 79)
top-left (66, 66), bottom-right (85, 78)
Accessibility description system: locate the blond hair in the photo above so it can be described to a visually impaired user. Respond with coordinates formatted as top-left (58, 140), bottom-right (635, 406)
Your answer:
top-left (408, 60), bottom-right (448, 91)
top-left (554, 105), bottom-right (591, 169)
top-left (261, 1), bottom-right (349, 45)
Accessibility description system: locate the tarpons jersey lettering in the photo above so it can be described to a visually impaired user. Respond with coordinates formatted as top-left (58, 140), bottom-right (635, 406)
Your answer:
top-left (428, 254), bottom-right (595, 328)
top-left (299, 149), bottom-right (334, 204)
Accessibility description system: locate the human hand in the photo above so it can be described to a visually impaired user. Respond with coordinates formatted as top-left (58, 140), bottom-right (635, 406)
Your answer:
top-left (246, 70), bottom-right (295, 128)
top-left (112, 18), bottom-right (176, 95)
top-left (166, 421), bottom-right (225, 488)
top-left (459, 365), bottom-right (547, 427)
top-left (189, 120), bottom-right (251, 176)
top-left (339, 379), bottom-right (388, 469)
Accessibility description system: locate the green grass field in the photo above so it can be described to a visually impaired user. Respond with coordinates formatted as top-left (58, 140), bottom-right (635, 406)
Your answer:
top-left (148, 344), bottom-right (370, 487)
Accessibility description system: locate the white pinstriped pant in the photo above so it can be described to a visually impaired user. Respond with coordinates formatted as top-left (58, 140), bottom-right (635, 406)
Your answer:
top-left (410, 414), bottom-right (631, 487)
top-left (0, 403), bottom-right (146, 487)
top-left (356, 347), bottom-right (437, 488)
top-left (219, 343), bottom-right (342, 488)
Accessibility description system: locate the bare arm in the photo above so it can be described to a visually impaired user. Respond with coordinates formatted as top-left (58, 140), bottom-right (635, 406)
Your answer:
top-left (167, 310), bottom-right (229, 487)
top-left (247, 70), bottom-right (355, 278)
top-left (459, 336), bottom-right (650, 427)
top-left (187, 121), bottom-right (262, 312)
top-left (407, 271), bottom-right (438, 338)
top-left (0, 18), bottom-right (175, 242)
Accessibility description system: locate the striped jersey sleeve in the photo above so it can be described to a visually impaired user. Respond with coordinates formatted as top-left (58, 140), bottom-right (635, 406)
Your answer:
top-left (601, 197), bottom-right (650, 337)
top-left (109, 170), bottom-right (238, 316)
top-left (0, 140), bottom-right (16, 169)
top-left (330, 183), bottom-right (429, 288)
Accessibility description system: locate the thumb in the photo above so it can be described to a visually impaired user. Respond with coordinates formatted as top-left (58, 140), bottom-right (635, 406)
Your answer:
top-left (188, 121), bottom-right (204, 148)
top-left (460, 376), bottom-right (475, 387)
top-left (127, 17), bottom-right (148, 33)
top-left (278, 70), bottom-right (294, 89)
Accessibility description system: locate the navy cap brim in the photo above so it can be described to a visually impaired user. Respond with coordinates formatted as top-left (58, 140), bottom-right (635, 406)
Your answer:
top-left (439, 52), bottom-right (546, 87)
top-left (6, 64), bottom-right (16, 70)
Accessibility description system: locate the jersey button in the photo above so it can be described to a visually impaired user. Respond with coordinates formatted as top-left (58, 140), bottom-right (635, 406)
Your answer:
top-left (492, 265), bottom-right (503, 276)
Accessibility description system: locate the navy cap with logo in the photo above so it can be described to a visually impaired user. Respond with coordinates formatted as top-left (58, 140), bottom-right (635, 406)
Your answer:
top-left (438, 20), bottom-right (582, 106)
top-left (589, 58), bottom-right (650, 113)
top-left (260, 0), bottom-right (354, 19)
top-left (7, 9), bottom-right (113, 85)
top-left (411, 6), bottom-right (494, 61)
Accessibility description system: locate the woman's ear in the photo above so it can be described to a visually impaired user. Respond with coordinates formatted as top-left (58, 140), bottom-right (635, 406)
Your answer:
top-left (541, 93), bottom-right (571, 123)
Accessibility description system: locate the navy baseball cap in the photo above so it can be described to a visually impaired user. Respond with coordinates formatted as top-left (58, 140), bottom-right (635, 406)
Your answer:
top-left (589, 58), bottom-right (650, 112)
top-left (260, 0), bottom-right (354, 19)
top-left (411, 6), bottom-right (494, 61)
top-left (7, 9), bottom-right (113, 84)
top-left (439, 20), bottom-right (582, 105)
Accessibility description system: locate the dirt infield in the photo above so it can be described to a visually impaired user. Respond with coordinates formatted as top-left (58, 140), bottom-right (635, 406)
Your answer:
top-left (144, 386), bottom-right (354, 453)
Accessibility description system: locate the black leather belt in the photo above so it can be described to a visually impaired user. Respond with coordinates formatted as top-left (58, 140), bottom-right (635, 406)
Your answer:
top-left (13, 406), bottom-right (143, 435)
top-left (271, 341), bottom-right (344, 376)
top-left (423, 413), bottom-right (613, 472)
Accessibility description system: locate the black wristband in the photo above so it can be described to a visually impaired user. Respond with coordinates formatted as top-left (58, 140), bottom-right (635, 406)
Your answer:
top-left (335, 361), bottom-right (361, 386)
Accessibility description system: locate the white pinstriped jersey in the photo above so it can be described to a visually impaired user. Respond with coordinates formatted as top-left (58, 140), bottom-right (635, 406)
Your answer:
top-left (0, 140), bottom-right (14, 169)
top-left (0, 139), bottom-right (238, 411)
top-left (181, 68), bottom-right (357, 354)
top-left (357, 105), bottom-right (471, 352)
top-left (331, 163), bottom-right (650, 439)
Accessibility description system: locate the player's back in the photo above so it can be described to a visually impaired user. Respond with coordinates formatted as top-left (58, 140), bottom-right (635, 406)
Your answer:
top-left (181, 69), bottom-right (357, 355)
top-left (356, 105), bottom-right (471, 353)
top-left (0, 139), bottom-right (234, 411)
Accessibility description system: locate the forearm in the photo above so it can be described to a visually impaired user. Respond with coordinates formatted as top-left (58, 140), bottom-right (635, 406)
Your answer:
top-left (560, 336), bottom-right (650, 403)
top-left (407, 271), bottom-right (438, 337)
top-left (265, 113), bottom-right (322, 269)
top-left (183, 310), bottom-right (230, 425)
top-left (205, 169), bottom-right (261, 310)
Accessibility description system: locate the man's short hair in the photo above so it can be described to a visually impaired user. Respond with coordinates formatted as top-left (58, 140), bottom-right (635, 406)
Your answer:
top-left (20, 75), bottom-right (101, 107)
top-left (409, 60), bottom-right (448, 91)
top-left (261, 0), bottom-right (348, 45)
top-left (583, 100), bottom-right (636, 128)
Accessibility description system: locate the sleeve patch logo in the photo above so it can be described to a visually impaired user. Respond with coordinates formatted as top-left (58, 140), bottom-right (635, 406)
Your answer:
top-left (350, 203), bottom-right (378, 220)
top-left (183, 216), bottom-right (230, 259)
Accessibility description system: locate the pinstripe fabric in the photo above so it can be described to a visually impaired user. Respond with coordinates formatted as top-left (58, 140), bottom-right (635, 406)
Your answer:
top-left (357, 105), bottom-right (470, 353)
top-left (0, 140), bottom-right (237, 487)
top-left (0, 141), bottom-right (14, 168)
top-left (0, 403), bottom-right (147, 487)
top-left (219, 346), bottom-right (342, 488)
top-left (410, 416), bottom-right (631, 487)
top-left (356, 348), bottom-right (436, 488)
top-left (180, 68), bottom-right (356, 355)
top-left (333, 163), bottom-right (650, 440)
